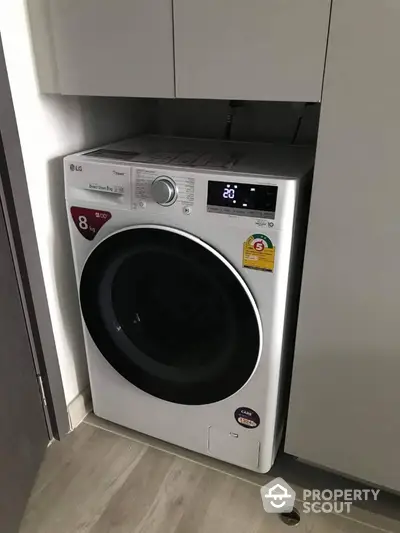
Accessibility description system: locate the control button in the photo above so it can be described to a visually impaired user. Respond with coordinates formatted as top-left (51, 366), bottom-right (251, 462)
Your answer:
top-left (139, 200), bottom-right (146, 209)
top-left (151, 176), bottom-right (177, 206)
top-left (183, 206), bottom-right (192, 215)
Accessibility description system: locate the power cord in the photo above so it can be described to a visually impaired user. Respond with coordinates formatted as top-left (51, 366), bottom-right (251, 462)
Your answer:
top-left (224, 100), bottom-right (244, 140)
top-left (291, 102), bottom-right (315, 144)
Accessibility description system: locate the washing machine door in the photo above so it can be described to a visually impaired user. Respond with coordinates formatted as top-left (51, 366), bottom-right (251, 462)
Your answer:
top-left (80, 226), bottom-right (261, 405)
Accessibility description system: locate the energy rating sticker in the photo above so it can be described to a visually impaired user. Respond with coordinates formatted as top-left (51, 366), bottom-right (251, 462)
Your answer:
top-left (243, 234), bottom-right (275, 272)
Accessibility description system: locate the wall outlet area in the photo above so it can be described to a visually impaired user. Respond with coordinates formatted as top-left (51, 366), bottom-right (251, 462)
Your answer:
top-left (144, 99), bottom-right (320, 148)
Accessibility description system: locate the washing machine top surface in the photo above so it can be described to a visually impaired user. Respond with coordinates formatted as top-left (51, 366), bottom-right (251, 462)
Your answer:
top-left (69, 134), bottom-right (314, 179)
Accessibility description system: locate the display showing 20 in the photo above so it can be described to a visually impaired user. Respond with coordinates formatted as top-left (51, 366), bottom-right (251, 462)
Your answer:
top-left (223, 187), bottom-right (235, 199)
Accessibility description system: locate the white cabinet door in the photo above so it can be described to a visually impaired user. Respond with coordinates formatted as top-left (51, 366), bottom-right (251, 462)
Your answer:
top-left (286, 0), bottom-right (400, 492)
top-left (50, 0), bottom-right (175, 97)
top-left (173, 0), bottom-right (331, 102)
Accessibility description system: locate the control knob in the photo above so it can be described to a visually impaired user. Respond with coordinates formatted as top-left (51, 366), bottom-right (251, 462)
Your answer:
top-left (151, 176), bottom-right (177, 206)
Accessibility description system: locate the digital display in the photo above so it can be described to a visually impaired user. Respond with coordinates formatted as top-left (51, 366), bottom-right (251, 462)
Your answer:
top-left (207, 181), bottom-right (278, 219)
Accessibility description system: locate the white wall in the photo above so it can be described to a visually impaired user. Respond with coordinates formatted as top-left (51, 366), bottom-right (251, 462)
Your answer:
top-left (0, 1), bottom-right (150, 410)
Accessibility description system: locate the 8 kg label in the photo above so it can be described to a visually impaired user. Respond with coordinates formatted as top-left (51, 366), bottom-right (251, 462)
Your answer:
top-left (70, 207), bottom-right (112, 241)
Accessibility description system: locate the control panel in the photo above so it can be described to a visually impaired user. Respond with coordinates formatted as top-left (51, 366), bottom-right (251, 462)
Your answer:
top-left (132, 167), bottom-right (279, 223)
top-left (134, 168), bottom-right (195, 208)
top-left (66, 160), bottom-right (281, 225)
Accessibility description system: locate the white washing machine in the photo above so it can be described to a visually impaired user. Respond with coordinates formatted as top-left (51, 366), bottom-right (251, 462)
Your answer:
top-left (65, 135), bottom-right (313, 473)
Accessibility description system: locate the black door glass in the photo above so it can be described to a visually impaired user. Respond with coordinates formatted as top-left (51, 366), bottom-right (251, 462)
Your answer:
top-left (80, 228), bottom-right (260, 405)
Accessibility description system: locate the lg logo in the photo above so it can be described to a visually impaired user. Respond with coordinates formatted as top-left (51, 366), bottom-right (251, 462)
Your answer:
top-left (70, 164), bottom-right (83, 172)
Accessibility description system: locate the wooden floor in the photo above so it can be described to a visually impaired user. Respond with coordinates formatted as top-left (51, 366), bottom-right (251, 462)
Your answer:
top-left (19, 421), bottom-right (397, 533)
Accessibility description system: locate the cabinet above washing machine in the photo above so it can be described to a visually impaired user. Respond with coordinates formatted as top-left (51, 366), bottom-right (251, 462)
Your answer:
top-left (173, 0), bottom-right (332, 102)
top-left (29, 0), bottom-right (331, 102)
top-left (45, 0), bottom-right (175, 98)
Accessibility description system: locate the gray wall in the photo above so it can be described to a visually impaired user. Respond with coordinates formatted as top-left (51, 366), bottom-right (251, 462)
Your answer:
top-left (148, 99), bottom-right (320, 146)
top-left (286, 0), bottom-right (400, 492)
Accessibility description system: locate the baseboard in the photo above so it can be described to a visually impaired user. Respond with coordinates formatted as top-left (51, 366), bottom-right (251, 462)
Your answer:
top-left (67, 387), bottom-right (92, 430)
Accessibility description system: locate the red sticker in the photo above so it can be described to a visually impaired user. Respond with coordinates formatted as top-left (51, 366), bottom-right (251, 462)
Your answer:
top-left (70, 207), bottom-right (112, 241)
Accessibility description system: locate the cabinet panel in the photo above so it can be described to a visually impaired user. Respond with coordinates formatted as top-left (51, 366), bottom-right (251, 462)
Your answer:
top-left (286, 0), bottom-right (400, 491)
top-left (173, 0), bottom-right (331, 102)
top-left (50, 0), bottom-right (174, 97)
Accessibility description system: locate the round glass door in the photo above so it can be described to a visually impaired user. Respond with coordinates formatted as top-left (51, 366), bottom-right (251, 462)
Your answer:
top-left (80, 227), bottom-right (261, 405)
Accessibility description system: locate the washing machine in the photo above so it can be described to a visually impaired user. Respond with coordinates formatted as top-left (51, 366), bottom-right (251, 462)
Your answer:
top-left (65, 135), bottom-right (313, 473)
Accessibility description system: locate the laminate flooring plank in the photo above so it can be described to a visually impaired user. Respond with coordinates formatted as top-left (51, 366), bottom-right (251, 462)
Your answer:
top-left (19, 427), bottom-right (147, 533)
top-left (31, 423), bottom-right (98, 498)
top-left (176, 471), bottom-right (266, 533)
top-left (20, 423), bottom-right (390, 533)
top-left (173, 467), bottom-right (227, 533)
top-left (132, 456), bottom-right (206, 533)
top-left (90, 447), bottom-right (278, 533)
top-left (88, 446), bottom-right (176, 533)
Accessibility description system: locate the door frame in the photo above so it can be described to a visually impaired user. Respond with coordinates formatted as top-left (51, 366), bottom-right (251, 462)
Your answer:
top-left (0, 35), bottom-right (69, 439)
